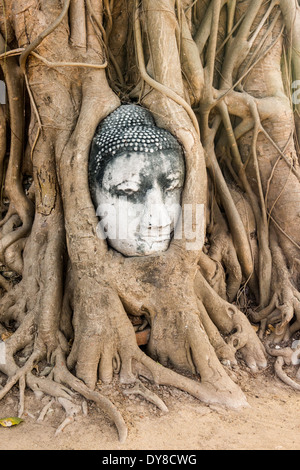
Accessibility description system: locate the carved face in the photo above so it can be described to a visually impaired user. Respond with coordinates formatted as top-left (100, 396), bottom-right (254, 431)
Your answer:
top-left (94, 150), bottom-right (185, 256)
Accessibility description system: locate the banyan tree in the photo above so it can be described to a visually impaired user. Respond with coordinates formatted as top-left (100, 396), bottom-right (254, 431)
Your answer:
top-left (0, 0), bottom-right (300, 442)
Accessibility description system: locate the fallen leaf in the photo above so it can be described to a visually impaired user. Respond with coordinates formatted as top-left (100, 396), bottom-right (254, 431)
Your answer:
top-left (1, 332), bottom-right (13, 341)
top-left (0, 417), bottom-right (24, 427)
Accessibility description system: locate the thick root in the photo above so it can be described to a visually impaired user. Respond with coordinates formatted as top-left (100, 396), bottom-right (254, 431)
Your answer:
top-left (123, 381), bottom-right (169, 413)
top-left (54, 347), bottom-right (128, 443)
top-left (274, 356), bottom-right (300, 391)
top-left (133, 352), bottom-right (249, 410)
top-left (250, 239), bottom-right (300, 343)
top-left (55, 398), bottom-right (82, 436)
top-left (265, 342), bottom-right (300, 391)
top-left (65, 278), bottom-right (249, 412)
top-left (195, 270), bottom-right (267, 371)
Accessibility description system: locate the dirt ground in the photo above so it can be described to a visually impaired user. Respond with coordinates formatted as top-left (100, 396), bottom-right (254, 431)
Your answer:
top-left (0, 362), bottom-right (299, 451)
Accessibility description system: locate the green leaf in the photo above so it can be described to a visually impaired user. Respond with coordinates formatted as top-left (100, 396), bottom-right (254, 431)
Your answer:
top-left (0, 417), bottom-right (24, 427)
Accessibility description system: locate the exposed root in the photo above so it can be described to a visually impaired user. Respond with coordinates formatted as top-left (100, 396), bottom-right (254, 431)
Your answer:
top-left (133, 350), bottom-right (249, 411)
top-left (250, 232), bottom-right (300, 343)
top-left (53, 347), bottom-right (128, 443)
top-left (37, 398), bottom-right (54, 423)
top-left (0, 34), bottom-right (34, 269)
top-left (196, 297), bottom-right (238, 366)
top-left (0, 350), bottom-right (42, 401)
top-left (55, 414), bottom-right (76, 436)
top-left (195, 270), bottom-right (267, 372)
top-left (0, 341), bottom-right (128, 443)
top-left (19, 0), bottom-right (71, 75)
top-left (26, 371), bottom-right (75, 401)
top-left (55, 397), bottom-right (82, 436)
top-left (18, 375), bottom-right (26, 418)
top-left (265, 342), bottom-right (300, 391)
top-left (123, 381), bottom-right (169, 413)
top-left (134, 0), bottom-right (200, 136)
top-left (205, 201), bottom-right (243, 303)
top-left (274, 356), bottom-right (300, 392)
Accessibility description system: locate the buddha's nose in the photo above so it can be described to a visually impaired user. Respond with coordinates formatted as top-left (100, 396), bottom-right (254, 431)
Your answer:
top-left (140, 184), bottom-right (171, 231)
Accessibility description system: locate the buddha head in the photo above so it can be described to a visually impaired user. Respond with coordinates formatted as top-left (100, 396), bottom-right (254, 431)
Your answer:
top-left (89, 104), bottom-right (185, 257)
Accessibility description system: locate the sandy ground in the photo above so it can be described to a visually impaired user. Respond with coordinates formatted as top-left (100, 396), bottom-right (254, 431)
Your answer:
top-left (0, 363), bottom-right (299, 451)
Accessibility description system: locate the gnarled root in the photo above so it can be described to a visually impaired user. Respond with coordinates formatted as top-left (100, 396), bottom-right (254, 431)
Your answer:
top-left (265, 342), bottom-right (300, 391)
top-left (195, 269), bottom-right (267, 372)
top-left (0, 333), bottom-right (129, 443)
top-left (250, 232), bottom-right (300, 344)
top-left (203, 199), bottom-right (243, 303)
top-left (67, 274), bottom-right (249, 412)
top-left (122, 381), bottom-right (168, 413)
top-left (133, 350), bottom-right (249, 411)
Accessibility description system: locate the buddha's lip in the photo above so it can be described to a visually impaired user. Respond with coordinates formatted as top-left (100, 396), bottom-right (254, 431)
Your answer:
top-left (140, 237), bottom-right (170, 242)
top-left (137, 229), bottom-right (173, 239)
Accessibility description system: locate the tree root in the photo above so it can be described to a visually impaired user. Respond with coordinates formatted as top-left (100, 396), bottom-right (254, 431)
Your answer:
top-left (123, 381), bottom-right (169, 413)
top-left (274, 357), bottom-right (300, 392)
top-left (0, 350), bottom-right (42, 401)
top-left (250, 232), bottom-right (300, 343)
top-left (0, 340), bottom-right (129, 443)
top-left (265, 341), bottom-right (300, 391)
top-left (202, 198), bottom-right (243, 302)
top-left (134, 350), bottom-right (249, 410)
top-left (53, 346), bottom-right (128, 443)
top-left (0, 34), bottom-right (34, 271)
top-left (55, 397), bottom-right (82, 436)
top-left (0, 322), bottom-right (248, 445)
top-left (37, 395), bottom-right (88, 435)
top-left (195, 270), bottom-right (267, 372)
top-left (37, 398), bottom-right (54, 423)
top-left (134, 0), bottom-right (200, 136)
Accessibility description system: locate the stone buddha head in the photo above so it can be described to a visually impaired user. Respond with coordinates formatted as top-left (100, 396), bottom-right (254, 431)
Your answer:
top-left (89, 104), bottom-right (185, 257)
